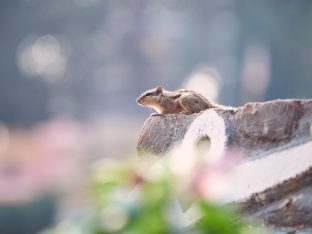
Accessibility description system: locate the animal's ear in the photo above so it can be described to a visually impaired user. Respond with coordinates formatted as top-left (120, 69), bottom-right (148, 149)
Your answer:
top-left (156, 86), bottom-right (163, 93)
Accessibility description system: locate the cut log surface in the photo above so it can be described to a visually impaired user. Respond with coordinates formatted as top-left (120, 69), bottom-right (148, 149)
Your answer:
top-left (137, 114), bottom-right (197, 155)
top-left (137, 99), bottom-right (312, 230)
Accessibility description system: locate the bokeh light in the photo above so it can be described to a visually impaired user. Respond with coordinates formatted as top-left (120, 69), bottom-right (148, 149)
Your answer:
top-left (100, 203), bottom-right (129, 232)
top-left (184, 67), bottom-right (221, 102)
top-left (241, 42), bottom-right (271, 101)
top-left (17, 35), bottom-right (67, 82)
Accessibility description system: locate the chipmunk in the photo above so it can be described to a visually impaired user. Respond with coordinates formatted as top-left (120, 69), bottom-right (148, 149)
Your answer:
top-left (136, 86), bottom-right (221, 115)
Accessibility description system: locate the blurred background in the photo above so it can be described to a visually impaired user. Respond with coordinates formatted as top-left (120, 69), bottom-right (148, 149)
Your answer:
top-left (0, 0), bottom-right (312, 233)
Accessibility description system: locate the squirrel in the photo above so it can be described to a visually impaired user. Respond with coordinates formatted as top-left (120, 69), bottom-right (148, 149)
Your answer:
top-left (136, 86), bottom-right (222, 115)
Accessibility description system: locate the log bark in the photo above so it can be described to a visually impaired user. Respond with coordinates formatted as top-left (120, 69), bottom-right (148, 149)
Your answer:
top-left (137, 99), bottom-right (312, 230)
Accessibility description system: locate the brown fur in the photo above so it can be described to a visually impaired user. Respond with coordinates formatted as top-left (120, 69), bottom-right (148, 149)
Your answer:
top-left (136, 86), bottom-right (220, 115)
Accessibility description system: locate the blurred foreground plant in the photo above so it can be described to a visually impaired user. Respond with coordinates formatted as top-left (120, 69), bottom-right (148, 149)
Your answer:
top-left (43, 154), bottom-right (268, 234)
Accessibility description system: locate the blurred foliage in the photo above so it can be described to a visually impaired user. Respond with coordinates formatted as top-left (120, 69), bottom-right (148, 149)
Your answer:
top-left (42, 158), bottom-right (268, 234)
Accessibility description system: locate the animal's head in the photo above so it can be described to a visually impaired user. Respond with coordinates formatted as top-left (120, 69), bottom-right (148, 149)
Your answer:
top-left (136, 86), bottom-right (163, 106)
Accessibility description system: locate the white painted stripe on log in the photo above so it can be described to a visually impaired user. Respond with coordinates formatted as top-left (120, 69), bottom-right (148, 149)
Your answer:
top-left (181, 109), bottom-right (227, 162)
top-left (224, 140), bottom-right (312, 202)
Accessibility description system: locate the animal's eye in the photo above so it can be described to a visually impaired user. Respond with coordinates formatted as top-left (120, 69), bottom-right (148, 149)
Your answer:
top-left (145, 92), bottom-right (151, 97)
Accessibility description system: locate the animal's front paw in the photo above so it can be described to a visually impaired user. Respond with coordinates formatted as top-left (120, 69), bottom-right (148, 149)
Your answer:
top-left (151, 112), bottom-right (163, 117)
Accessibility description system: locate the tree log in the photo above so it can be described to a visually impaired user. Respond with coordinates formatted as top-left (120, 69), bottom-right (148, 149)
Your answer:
top-left (137, 99), bottom-right (312, 230)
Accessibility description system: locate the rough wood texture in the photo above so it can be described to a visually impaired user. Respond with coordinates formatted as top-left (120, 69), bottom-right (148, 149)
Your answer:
top-left (240, 167), bottom-right (312, 229)
top-left (137, 114), bottom-right (197, 155)
top-left (137, 99), bottom-right (312, 230)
